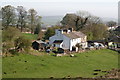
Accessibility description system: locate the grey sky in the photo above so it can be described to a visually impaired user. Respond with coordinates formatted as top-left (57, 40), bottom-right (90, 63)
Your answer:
top-left (0, 0), bottom-right (119, 18)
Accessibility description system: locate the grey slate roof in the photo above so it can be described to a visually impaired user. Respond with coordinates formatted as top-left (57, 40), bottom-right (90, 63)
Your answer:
top-left (63, 31), bottom-right (86, 39)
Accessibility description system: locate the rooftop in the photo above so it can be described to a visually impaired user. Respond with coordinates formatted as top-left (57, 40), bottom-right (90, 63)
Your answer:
top-left (63, 31), bottom-right (86, 39)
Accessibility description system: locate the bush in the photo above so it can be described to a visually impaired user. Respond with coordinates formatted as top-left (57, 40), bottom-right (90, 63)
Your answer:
top-left (44, 26), bottom-right (60, 40)
top-left (2, 27), bottom-right (21, 54)
top-left (14, 36), bottom-right (31, 53)
top-left (2, 27), bottom-right (31, 55)
top-left (2, 27), bottom-right (21, 42)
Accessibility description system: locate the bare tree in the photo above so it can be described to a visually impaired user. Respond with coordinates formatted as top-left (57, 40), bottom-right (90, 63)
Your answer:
top-left (17, 6), bottom-right (27, 32)
top-left (61, 10), bottom-right (101, 31)
top-left (28, 8), bottom-right (37, 34)
top-left (61, 14), bottom-right (77, 29)
top-left (76, 11), bottom-right (102, 30)
top-left (2, 5), bottom-right (16, 28)
top-left (74, 11), bottom-right (91, 31)
top-left (76, 10), bottom-right (91, 18)
top-left (34, 16), bottom-right (42, 34)
top-left (88, 16), bottom-right (102, 24)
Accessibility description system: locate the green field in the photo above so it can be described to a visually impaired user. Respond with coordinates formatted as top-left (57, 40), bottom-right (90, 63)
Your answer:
top-left (2, 49), bottom-right (118, 78)
top-left (22, 33), bottom-right (38, 40)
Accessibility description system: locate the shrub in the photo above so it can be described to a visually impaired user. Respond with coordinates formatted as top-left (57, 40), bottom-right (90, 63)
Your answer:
top-left (14, 36), bottom-right (31, 53)
top-left (2, 27), bottom-right (31, 55)
top-left (2, 27), bottom-right (21, 54)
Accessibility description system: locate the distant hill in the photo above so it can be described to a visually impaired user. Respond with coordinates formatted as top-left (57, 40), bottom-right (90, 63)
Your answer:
top-left (41, 16), bottom-right (118, 27)
top-left (41, 16), bottom-right (63, 27)
top-left (101, 17), bottom-right (118, 24)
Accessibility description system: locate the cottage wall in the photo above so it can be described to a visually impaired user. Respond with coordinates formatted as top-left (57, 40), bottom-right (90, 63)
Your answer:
top-left (69, 38), bottom-right (81, 51)
top-left (49, 34), bottom-right (71, 49)
top-left (62, 35), bottom-right (70, 49)
top-left (54, 43), bottom-right (63, 48)
top-left (49, 33), bottom-right (63, 45)
top-left (49, 29), bottom-right (88, 51)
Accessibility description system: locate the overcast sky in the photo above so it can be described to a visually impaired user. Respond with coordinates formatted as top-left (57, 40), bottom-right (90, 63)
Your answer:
top-left (0, 0), bottom-right (119, 18)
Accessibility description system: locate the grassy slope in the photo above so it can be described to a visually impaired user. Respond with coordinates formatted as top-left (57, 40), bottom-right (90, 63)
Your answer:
top-left (22, 33), bottom-right (38, 40)
top-left (2, 49), bottom-right (118, 78)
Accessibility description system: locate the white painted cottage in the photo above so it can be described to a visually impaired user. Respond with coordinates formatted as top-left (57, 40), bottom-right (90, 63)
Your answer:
top-left (49, 28), bottom-right (87, 51)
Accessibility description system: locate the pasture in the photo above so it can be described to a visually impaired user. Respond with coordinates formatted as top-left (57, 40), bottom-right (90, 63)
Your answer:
top-left (2, 49), bottom-right (118, 78)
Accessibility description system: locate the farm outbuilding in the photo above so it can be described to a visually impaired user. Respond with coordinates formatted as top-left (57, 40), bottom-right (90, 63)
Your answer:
top-left (32, 40), bottom-right (46, 51)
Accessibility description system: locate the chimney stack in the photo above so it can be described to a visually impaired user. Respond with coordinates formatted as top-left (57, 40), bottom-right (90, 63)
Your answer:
top-left (55, 29), bottom-right (63, 34)
top-left (68, 28), bottom-right (73, 32)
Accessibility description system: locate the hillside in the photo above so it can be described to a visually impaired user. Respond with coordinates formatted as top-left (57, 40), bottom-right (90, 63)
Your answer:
top-left (2, 49), bottom-right (118, 78)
